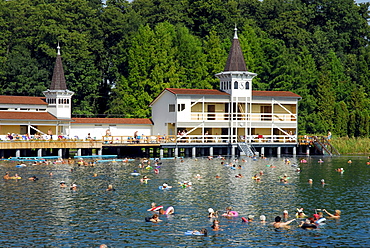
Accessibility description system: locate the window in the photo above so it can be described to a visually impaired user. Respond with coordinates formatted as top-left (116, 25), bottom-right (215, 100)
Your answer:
top-left (246, 82), bottom-right (249, 89)
top-left (169, 104), bottom-right (175, 112)
top-left (178, 104), bottom-right (185, 111)
top-left (234, 81), bottom-right (238, 89)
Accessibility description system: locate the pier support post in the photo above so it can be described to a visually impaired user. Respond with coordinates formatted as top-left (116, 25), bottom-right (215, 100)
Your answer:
top-left (58, 149), bottom-right (63, 158)
top-left (231, 145), bottom-right (236, 157)
top-left (77, 149), bottom-right (82, 157)
top-left (192, 147), bottom-right (196, 158)
top-left (261, 147), bottom-right (265, 156)
top-left (285, 147), bottom-right (289, 155)
top-left (306, 147), bottom-right (310, 156)
top-left (174, 147), bottom-right (178, 158)
top-left (37, 149), bottom-right (42, 157)
top-left (98, 148), bottom-right (102, 156)
top-left (293, 147), bottom-right (296, 156)
top-left (209, 147), bottom-right (213, 157)
top-left (160, 148), bottom-right (164, 158)
top-left (277, 147), bottom-right (281, 156)
top-left (16, 149), bottom-right (20, 157)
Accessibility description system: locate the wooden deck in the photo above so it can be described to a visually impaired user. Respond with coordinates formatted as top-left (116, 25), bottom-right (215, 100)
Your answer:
top-left (0, 141), bottom-right (103, 149)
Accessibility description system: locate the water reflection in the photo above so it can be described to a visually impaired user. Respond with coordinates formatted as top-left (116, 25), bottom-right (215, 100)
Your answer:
top-left (0, 155), bottom-right (369, 247)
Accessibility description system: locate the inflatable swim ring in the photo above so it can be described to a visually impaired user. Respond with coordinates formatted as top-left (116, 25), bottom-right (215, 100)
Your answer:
top-left (9, 177), bottom-right (22, 179)
top-left (148, 206), bottom-right (163, 211)
top-left (164, 206), bottom-right (174, 214)
top-left (222, 211), bottom-right (238, 217)
top-left (301, 223), bottom-right (317, 229)
top-left (15, 164), bottom-right (27, 168)
top-left (130, 172), bottom-right (140, 176)
top-left (158, 186), bottom-right (172, 190)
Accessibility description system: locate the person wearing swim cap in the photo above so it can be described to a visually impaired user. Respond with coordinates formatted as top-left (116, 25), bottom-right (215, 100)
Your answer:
top-left (208, 208), bottom-right (218, 218)
top-left (273, 216), bottom-right (296, 228)
top-left (60, 181), bottom-right (67, 188)
top-left (260, 215), bottom-right (266, 223)
top-left (283, 210), bottom-right (289, 220)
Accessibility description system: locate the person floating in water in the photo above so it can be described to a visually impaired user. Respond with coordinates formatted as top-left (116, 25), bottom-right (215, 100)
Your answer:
top-left (60, 181), bottom-right (67, 188)
top-left (211, 220), bottom-right (221, 231)
top-left (28, 175), bottom-right (38, 181)
top-left (296, 208), bottom-right (307, 218)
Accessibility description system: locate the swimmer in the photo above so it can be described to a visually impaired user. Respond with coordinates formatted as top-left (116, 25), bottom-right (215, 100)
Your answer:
top-left (140, 176), bottom-right (150, 183)
top-left (215, 175), bottom-right (221, 179)
top-left (318, 159), bottom-right (324, 163)
top-left (70, 183), bottom-right (78, 190)
top-left (323, 209), bottom-right (341, 219)
top-left (296, 208), bottom-right (307, 218)
top-left (321, 179), bottom-right (325, 185)
top-left (299, 218), bottom-right (317, 229)
top-left (223, 206), bottom-right (238, 217)
top-left (315, 212), bottom-right (326, 224)
top-left (348, 160), bottom-right (352, 163)
top-left (208, 208), bottom-right (218, 218)
top-left (3, 172), bottom-right (10, 180)
top-left (106, 184), bottom-right (115, 191)
top-left (28, 176), bottom-right (38, 181)
top-left (194, 174), bottom-right (202, 179)
top-left (93, 173), bottom-right (98, 177)
top-left (273, 216), bottom-right (296, 228)
top-left (260, 215), bottom-right (266, 223)
top-left (308, 179), bottom-right (313, 184)
top-left (191, 228), bottom-right (207, 236)
top-left (161, 183), bottom-right (172, 189)
top-left (211, 220), bottom-right (221, 231)
top-left (235, 174), bottom-right (243, 178)
top-left (60, 181), bottom-right (67, 188)
top-left (148, 214), bottom-right (162, 223)
top-left (247, 215), bottom-right (254, 222)
top-left (283, 210), bottom-right (289, 220)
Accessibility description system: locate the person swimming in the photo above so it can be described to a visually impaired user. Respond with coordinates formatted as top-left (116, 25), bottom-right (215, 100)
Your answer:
top-left (273, 216), bottom-right (296, 228)
top-left (208, 208), bottom-right (218, 218)
top-left (60, 181), bottom-right (67, 188)
top-left (28, 176), bottom-right (39, 181)
top-left (145, 214), bottom-right (162, 223)
top-left (211, 220), bottom-right (221, 231)
top-left (106, 184), bottom-right (115, 191)
top-left (323, 209), bottom-right (341, 219)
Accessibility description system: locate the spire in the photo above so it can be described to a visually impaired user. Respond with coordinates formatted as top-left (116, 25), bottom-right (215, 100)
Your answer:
top-left (224, 26), bottom-right (247, 72)
top-left (50, 43), bottom-right (67, 90)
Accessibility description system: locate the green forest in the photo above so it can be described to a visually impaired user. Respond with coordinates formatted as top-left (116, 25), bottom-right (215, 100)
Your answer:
top-left (0, 0), bottom-right (369, 137)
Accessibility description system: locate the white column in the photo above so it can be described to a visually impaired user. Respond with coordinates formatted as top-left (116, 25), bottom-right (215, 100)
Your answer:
top-left (261, 147), bottom-right (265, 156)
top-left (306, 147), bottom-right (310, 155)
top-left (192, 147), bottom-right (196, 158)
top-left (37, 149), bottom-right (42, 157)
top-left (174, 147), bottom-right (178, 158)
top-left (77, 148), bottom-right (82, 157)
top-left (160, 148), bottom-right (164, 158)
top-left (98, 149), bottom-right (102, 156)
top-left (293, 147), bottom-right (297, 156)
top-left (16, 149), bottom-right (21, 157)
top-left (58, 149), bottom-right (63, 158)
top-left (277, 147), bottom-right (281, 156)
top-left (231, 145), bottom-right (236, 156)
top-left (209, 147), bottom-right (213, 157)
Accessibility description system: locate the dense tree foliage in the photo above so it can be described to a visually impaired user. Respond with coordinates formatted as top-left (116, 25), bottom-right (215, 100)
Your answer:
top-left (0, 0), bottom-right (369, 137)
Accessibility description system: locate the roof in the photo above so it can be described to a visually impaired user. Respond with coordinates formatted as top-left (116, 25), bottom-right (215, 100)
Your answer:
top-left (0, 96), bottom-right (47, 105)
top-left (165, 88), bottom-right (229, 96)
top-left (252, 91), bottom-right (301, 98)
top-left (50, 54), bottom-right (67, 90)
top-left (0, 111), bottom-right (58, 120)
top-left (72, 118), bottom-right (153, 125)
top-left (224, 28), bottom-right (247, 72)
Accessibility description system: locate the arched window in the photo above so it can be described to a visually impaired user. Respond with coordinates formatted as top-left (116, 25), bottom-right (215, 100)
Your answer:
top-left (246, 82), bottom-right (249, 90)
top-left (234, 81), bottom-right (238, 89)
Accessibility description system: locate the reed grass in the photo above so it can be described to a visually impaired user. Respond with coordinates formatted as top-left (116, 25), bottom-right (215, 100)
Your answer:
top-left (330, 137), bottom-right (370, 155)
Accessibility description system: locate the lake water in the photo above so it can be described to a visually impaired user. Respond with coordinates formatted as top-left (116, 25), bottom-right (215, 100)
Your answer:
top-left (1, 155), bottom-right (369, 247)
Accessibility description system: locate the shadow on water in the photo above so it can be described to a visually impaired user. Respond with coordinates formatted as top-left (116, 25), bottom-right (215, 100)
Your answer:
top-left (0, 155), bottom-right (369, 247)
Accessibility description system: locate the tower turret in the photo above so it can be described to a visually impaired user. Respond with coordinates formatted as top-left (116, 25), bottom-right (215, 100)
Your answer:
top-left (43, 44), bottom-right (74, 119)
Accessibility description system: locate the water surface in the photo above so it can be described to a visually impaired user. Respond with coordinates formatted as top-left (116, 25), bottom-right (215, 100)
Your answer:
top-left (1, 156), bottom-right (369, 247)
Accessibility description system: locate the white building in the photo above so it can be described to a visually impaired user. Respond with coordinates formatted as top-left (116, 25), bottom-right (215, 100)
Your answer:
top-left (150, 27), bottom-right (301, 145)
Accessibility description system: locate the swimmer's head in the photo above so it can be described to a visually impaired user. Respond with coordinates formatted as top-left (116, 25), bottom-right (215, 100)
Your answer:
top-left (208, 208), bottom-right (214, 213)
top-left (248, 215), bottom-right (254, 220)
top-left (226, 206), bottom-right (232, 211)
top-left (275, 216), bottom-right (281, 222)
top-left (335, 210), bottom-right (341, 216)
top-left (260, 215), bottom-right (266, 221)
top-left (283, 210), bottom-right (288, 215)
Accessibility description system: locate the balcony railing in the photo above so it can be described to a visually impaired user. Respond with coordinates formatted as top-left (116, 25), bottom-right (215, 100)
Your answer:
top-left (189, 113), bottom-right (296, 121)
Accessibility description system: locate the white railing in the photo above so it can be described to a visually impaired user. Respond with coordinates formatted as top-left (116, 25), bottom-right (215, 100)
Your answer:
top-left (190, 113), bottom-right (297, 122)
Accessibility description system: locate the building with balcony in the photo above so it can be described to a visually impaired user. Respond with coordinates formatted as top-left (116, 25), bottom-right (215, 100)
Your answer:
top-left (150, 27), bottom-right (301, 155)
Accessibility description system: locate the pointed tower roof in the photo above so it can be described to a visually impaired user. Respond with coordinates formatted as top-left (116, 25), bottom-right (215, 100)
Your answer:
top-left (224, 27), bottom-right (247, 72)
top-left (50, 43), bottom-right (67, 90)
